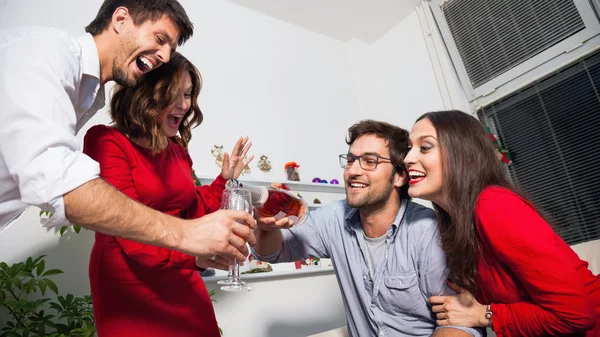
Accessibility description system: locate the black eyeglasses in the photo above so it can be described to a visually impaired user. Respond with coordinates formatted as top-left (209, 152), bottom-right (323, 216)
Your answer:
top-left (339, 154), bottom-right (395, 171)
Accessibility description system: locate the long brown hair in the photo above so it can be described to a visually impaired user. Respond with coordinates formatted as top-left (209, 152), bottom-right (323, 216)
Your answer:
top-left (346, 119), bottom-right (411, 199)
top-left (417, 110), bottom-right (513, 293)
top-left (110, 52), bottom-right (203, 154)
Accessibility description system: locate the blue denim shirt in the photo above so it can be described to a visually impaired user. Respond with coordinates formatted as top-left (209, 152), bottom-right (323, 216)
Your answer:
top-left (252, 199), bottom-right (484, 337)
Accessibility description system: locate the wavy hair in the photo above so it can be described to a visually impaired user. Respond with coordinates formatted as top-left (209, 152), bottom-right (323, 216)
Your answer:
top-left (110, 52), bottom-right (203, 154)
top-left (417, 110), bottom-right (513, 293)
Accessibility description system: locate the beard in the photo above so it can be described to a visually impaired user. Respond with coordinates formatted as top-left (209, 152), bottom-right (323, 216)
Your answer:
top-left (346, 181), bottom-right (395, 210)
top-left (112, 39), bottom-right (140, 88)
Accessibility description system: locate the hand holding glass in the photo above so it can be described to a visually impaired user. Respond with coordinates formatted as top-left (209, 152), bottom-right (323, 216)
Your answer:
top-left (219, 188), bottom-right (252, 292)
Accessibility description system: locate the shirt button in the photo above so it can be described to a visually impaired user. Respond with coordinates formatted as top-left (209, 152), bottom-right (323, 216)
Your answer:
top-left (363, 275), bottom-right (368, 280)
top-left (379, 332), bottom-right (385, 336)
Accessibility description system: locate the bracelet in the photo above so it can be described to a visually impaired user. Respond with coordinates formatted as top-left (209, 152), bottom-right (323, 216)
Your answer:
top-left (485, 304), bottom-right (493, 330)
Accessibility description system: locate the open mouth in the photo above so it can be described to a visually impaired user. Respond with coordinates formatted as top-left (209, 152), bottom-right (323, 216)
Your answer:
top-left (167, 114), bottom-right (183, 128)
top-left (348, 181), bottom-right (368, 190)
top-left (135, 55), bottom-right (155, 73)
top-left (408, 170), bottom-right (426, 184)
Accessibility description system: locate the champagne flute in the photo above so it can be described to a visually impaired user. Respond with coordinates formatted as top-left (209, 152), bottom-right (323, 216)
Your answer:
top-left (219, 188), bottom-right (252, 292)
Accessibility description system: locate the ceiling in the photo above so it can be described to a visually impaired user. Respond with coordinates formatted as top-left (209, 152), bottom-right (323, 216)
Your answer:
top-left (226, 0), bottom-right (423, 43)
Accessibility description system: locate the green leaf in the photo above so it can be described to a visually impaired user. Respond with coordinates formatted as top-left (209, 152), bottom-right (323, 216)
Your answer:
top-left (43, 278), bottom-right (58, 294)
top-left (37, 323), bottom-right (45, 335)
top-left (12, 277), bottom-right (21, 289)
top-left (66, 294), bottom-right (74, 306)
top-left (37, 280), bottom-right (47, 296)
top-left (0, 289), bottom-right (5, 302)
top-left (41, 269), bottom-right (63, 277)
top-left (0, 262), bottom-right (8, 271)
top-left (32, 255), bottom-right (46, 266)
top-left (36, 260), bottom-right (45, 277)
top-left (21, 328), bottom-right (29, 337)
top-left (73, 225), bottom-right (81, 234)
top-left (39, 210), bottom-right (44, 217)
top-left (59, 226), bottom-right (67, 236)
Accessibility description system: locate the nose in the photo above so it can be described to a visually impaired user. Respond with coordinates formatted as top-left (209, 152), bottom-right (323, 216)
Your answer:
top-left (404, 148), bottom-right (416, 166)
top-left (175, 92), bottom-right (189, 110)
top-left (156, 46), bottom-right (172, 64)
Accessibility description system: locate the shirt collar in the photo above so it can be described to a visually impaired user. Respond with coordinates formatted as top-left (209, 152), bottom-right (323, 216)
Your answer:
top-left (76, 33), bottom-right (101, 80)
top-left (344, 198), bottom-right (408, 239)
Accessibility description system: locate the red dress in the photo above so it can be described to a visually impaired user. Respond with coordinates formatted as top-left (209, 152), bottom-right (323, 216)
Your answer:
top-left (475, 187), bottom-right (600, 337)
top-left (83, 125), bottom-right (225, 337)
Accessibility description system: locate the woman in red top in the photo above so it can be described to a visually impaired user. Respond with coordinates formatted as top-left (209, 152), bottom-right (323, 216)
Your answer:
top-left (83, 52), bottom-right (253, 337)
top-left (403, 110), bottom-right (599, 337)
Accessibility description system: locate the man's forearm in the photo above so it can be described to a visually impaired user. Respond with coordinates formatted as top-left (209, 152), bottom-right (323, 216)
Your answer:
top-left (253, 227), bottom-right (283, 256)
top-left (63, 178), bottom-right (183, 249)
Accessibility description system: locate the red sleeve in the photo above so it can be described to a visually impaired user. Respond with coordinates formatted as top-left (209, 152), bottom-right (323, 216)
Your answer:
top-left (184, 154), bottom-right (227, 219)
top-left (476, 187), bottom-right (596, 336)
top-left (83, 125), bottom-right (198, 271)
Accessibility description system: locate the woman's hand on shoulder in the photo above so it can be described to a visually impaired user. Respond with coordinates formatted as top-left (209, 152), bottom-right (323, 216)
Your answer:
top-left (429, 280), bottom-right (490, 328)
top-left (221, 136), bottom-right (253, 180)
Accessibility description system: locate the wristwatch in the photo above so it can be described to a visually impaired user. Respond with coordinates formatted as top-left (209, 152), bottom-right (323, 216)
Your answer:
top-left (485, 304), bottom-right (493, 330)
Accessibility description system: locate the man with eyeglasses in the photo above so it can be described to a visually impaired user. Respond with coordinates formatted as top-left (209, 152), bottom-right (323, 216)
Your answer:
top-left (252, 120), bottom-right (484, 337)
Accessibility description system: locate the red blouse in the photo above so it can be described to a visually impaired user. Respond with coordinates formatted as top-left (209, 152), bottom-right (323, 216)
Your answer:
top-left (475, 187), bottom-right (600, 337)
top-left (83, 125), bottom-right (225, 337)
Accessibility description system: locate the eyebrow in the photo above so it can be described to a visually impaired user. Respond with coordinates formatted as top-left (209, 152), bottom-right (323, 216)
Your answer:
top-left (419, 135), bottom-right (437, 141)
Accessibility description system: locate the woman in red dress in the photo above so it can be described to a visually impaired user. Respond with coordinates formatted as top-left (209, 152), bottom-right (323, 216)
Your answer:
top-left (83, 52), bottom-right (253, 337)
top-left (404, 110), bottom-right (599, 337)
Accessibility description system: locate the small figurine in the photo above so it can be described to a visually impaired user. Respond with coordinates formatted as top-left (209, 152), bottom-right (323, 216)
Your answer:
top-left (257, 155), bottom-right (272, 172)
top-left (284, 162), bottom-right (300, 181)
top-left (210, 145), bottom-right (224, 167)
top-left (313, 198), bottom-right (321, 204)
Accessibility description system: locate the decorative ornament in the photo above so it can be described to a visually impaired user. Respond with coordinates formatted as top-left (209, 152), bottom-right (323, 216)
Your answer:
top-left (330, 179), bottom-right (339, 185)
top-left (257, 155), bottom-right (273, 172)
top-left (487, 128), bottom-right (512, 165)
top-left (284, 161), bottom-right (300, 181)
top-left (313, 198), bottom-right (321, 204)
top-left (211, 145), bottom-right (224, 167)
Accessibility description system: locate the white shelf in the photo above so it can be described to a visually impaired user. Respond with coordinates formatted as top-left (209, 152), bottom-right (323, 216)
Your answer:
top-left (202, 266), bottom-right (335, 282)
top-left (198, 175), bottom-right (345, 193)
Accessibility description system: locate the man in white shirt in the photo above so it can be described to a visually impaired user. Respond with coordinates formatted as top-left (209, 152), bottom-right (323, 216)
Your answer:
top-left (0, 0), bottom-right (255, 269)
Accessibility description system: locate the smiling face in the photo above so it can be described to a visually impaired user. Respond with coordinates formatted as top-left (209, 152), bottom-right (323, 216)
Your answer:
top-left (344, 134), bottom-right (406, 211)
top-left (158, 71), bottom-right (192, 138)
top-left (404, 118), bottom-right (445, 207)
top-left (112, 11), bottom-right (181, 87)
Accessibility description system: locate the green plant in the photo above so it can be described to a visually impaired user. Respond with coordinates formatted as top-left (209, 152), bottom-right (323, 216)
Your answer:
top-left (0, 256), bottom-right (95, 337)
top-left (39, 211), bottom-right (81, 237)
top-left (209, 289), bottom-right (223, 336)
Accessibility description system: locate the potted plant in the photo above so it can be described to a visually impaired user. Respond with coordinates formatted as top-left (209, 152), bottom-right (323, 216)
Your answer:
top-left (0, 255), bottom-right (95, 337)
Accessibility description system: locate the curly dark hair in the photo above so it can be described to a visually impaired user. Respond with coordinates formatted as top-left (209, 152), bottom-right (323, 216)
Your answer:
top-left (110, 52), bottom-right (203, 154)
top-left (345, 119), bottom-right (410, 199)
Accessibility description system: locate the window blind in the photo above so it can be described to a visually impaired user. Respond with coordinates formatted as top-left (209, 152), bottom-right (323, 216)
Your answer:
top-left (478, 49), bottom-right (600, 245)
top-left (443, 0), bottom-right (585, 88)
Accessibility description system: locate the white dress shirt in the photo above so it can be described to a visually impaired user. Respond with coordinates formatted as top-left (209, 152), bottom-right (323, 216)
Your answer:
top-left (0, 27), bottom-right (105, 232)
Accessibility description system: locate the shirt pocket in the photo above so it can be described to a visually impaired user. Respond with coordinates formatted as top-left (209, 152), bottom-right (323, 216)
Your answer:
top-left (381, 272), bottom-right (425, 315)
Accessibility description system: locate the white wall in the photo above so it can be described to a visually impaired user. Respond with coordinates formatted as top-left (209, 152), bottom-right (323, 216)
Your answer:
top-left (0, 1), bottom-right (444, 335)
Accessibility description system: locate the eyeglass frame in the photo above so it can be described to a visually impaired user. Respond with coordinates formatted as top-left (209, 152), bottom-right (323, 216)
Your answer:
top-left (338, 153), bottom-right (399, 171)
